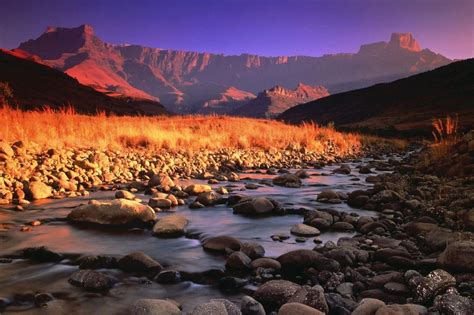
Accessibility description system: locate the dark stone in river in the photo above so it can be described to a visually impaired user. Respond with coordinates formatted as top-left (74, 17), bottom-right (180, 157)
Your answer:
top-left (288, 285), bottom-right (329, 313)
top-left (277, 249), bottom-right (340, 273)
top-left (23, 246), bottom-right (63, 262)
top-left (202, 235), bottom-right (242, 252)
top-left (155, 270), bottom-right (181, 284)
top-left (118, 251), bottom-right (162, 275)
top-left (253, 280), bottom-right (301, 311)
top-left (68, 269), bottom-right (114, 292)
top-left (76, 255), bottom-right (118, 269)
top-left (240, 295), bottom-right (265, 315)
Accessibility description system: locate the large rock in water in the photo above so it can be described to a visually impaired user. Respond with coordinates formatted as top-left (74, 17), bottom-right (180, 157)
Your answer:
top-left (152, 214), bottom-right (188, 237)
top-left (438, 241), bottom-right (474, 272)
top-left (128, 299), bottom-right (181, 315)
top-left (278, 303), bottom-right (324, 315)
top-left (68, 270), bottom-right (114, 292)
top-left (277, 249), bottom-right (340, 273)
top-left (272, 174), bottom-right (302, 188)
top-left (254, 280), bottom-right (301, 311)
top-left (26, 181), bottom-right (52, 200)
top-left (233, 197), bottom-right (275, 215)
top-left (67, 199), bottom-right (156, 226)
top-left (118, 251), bottom-right (162, 274)
top-left (202, 236), bottom-right (242, 252)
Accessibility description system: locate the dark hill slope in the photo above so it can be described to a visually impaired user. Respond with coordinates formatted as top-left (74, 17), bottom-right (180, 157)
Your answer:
top-left (0, 49), bottom-right (168, 115)
top-left (279, 59), bottom-right (474, 136)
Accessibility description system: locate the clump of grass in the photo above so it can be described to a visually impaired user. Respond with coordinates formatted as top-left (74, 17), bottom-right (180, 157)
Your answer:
top-left (432, 114), bottom-right (458, 143)
top-left (0, 106), bottom-right (361, 156)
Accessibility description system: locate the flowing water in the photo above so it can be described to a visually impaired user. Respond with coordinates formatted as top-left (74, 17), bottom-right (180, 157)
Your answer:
top-left (0, 159), bottom-right (390, 314)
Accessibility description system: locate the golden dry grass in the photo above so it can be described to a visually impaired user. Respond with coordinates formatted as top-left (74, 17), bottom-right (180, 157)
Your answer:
top-left (0, 106), bottom-right (362, 154)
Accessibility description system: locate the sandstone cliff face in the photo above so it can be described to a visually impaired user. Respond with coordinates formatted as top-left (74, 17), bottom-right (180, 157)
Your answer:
top-left (233, 84), bottom-right (329, 118)
top-left (19, 25), bottom-right (452, 112)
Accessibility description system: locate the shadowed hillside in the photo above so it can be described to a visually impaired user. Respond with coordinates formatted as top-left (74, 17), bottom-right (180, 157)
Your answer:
top-left (0, 49), bottom-right (168, 115)
top-left (279, 59), bottom-right (474, 137)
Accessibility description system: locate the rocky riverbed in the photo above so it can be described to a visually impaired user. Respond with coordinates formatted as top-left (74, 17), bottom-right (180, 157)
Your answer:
top-left (0, 134), bottom-right (473, 314)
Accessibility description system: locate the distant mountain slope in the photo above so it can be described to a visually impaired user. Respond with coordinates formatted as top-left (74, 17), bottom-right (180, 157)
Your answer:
top-left (234, 83), bottom-right (329, 118)
top-left (279, 59), bottom-right (474, 136)
top-left (18, 25), bottom-right (451, 112)
top-left (195, 86), bottom-right (255, 114)
top-left (0, 49), bottom-right (168, 115)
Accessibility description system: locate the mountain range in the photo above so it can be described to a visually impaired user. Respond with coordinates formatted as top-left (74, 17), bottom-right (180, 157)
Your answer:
top-left (0, 49), bottom-right (168, 115)
top-left (17, 25), bottom-right (451, 113)
top-left (279, 59), bottom-right (474, 136)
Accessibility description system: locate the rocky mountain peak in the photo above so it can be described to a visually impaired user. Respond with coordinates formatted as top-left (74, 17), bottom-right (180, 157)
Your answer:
top-left (389, 32), bottom-right (421, 52)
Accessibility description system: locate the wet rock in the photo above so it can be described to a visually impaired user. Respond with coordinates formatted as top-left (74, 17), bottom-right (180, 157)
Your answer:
top-left (155, 270), bottom-right (181, 284)
top-left (348, 190), bottom-right (370, 208)
top-left (68, 269), bottom-right (114, 292)
top-left (241, 242), bottom-right (265, 259)
top-left (254, 280), bottom-right (301, 311)
top-left (203, 235), bottom-right (242, 252)
top-left (278, 302), bottom-right (324, 315)
top-left (148, 198), bottom-right (173, 209)
top-left (272, 174), bottom-right (302, 188)
top-left (438, 241), bottom-right (474, 272)
top-left (290, 224), bottom-right (320, 237)
top-left (218, 276), bottom-right (248, 292)
top-left (359, 289), bottom-right (406, 304)
top-left (369, 272), bottom-right (404, 289)
top-left (226, 251), bottom-right (252, 270)
top-left (148, 173), bottom-right (175, 188)
top-left (375, 304), bottom-right (427, 315)
top-left (433, 290), bottom-right (474, 315)
top-left (196, 191), bottom-right (222, 206)
top-left (76, 255), bottom-right (117, 269)
top-left (325, 292), bottom-right (355, 314)
top-left (184, 184), bottom-right (212, 195)
top-left (34, 292), bottom-right (54, 307)
top-left (304, 210), bottom-right (333, 230)
top-left (331, 221), bottom-right (354, 231)
top-left (118, 251), bottom-right (162, 274)
top-left (129, 298), bottom-right (181, 315)
top-left (25, 181), bottom-right (52, 200)
top-left (152, 214), bottom-right (188, 237)
top-left (415, 269), bottom-right (456, 303)
top-left (191, 299), bottom-right (238, 315)
top-left (210, 299), bottom-right (241, 315)
top-left (115, 190), bottom-right (136, 200)
top-left (288, 285), bottom-right (328, 313)
top-left (240, 295), bottom-right (265, 315)
top-left (317, 189), bottom-right (338, 201)
top-left (23, 246), bottom-right (63, 262)
top-left (383, 282), bottom-right (409, 295)
top-left (233, 197), bottom-right (275, 215)
top-left (189, 201), bottom-right (205, 209)
top-left (251, 258), bottom-right (281, 270)
top-left (333, 165), bottom-right (351, 175)
top-left (67, 199), bottom-right (156, 227)
top-left (352, 298), bottom-right (386, 315)
top-left (277, 249), bottom-right (340, 273)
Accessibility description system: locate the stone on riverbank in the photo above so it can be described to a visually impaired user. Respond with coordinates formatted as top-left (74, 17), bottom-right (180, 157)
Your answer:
top-left (437, 241), bottom-right (474, 272)
top-left (202, 236), bottom-right (242, 252)
top-left (278, 302), bottom-right (324, 315)
top-left (118, 251), bottom-right (162, 274)
top-left (68, 270), bottom-right (114, 292)
top-left (25, 181), bottom-right (52, 200)
top-left (254, 280), bottom-right (301, 311)
top-left (272, 174), bottom-right (302, 188)
top-left (290, 224), bottom-right (320, 237)
top-left (152, 214), bottom-right (189, 237)
top-left (67, 199), bottom-right (156, 226)
top-left (129, 299), bottom-right (181, 315)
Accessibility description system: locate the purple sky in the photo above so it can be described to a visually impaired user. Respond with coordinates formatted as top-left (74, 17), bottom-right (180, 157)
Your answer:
top-left (1, 0), bottom-right (472, 59)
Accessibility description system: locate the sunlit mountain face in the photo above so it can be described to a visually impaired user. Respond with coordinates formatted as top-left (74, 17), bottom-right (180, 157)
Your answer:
top-left (18, 25), bottom-right (450, 112)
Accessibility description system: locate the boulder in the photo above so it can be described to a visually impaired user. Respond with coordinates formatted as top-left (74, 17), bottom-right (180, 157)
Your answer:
top-left (26, 181), bottom-right (52, 200)
top-left (352, 298), bottom-right (386, 315)
top-left (415, 269), bottom-right (456, 303)
top-left (375, 304), bottom-right (427, 315)
top-left (0, 141), bottom-right (14, 157)
top-left (251, 258), bottom-right (281, 270)
top-left (148, 198), bottom-right (173, 209)
top-left (241, 242), bottom-right (265, 259)
top-left (115, 190), bottom-right (136, 200)
top-left (191, 299), bottom-right (239, 315)
top-left (202, 236), bottom-right (242, 252)
top-left (278, 303), bottom-right (324, 315)
top-left (196, 191), bottom-right (222, 206)
top-left (254, 280), bottom-right (301, 311)
top-left (148, 174), bottom-right (175, 188)
top-left (288, 286), bottom-right (328, 313)
top-left (226, 251), bottom-right (251, 270)
top-left (277, 249), bottom-right (340, 272)
top-left (233, 197), bottom-right (275, 215)
top-left (152, 214), bottom-right (189, 237)
top-left (290, 224), bottom-right (320, 237)
top-left (317, 189), bottom-right (339, 201)
top-left (240, 295), bottom-right (265, 315)
top-left (129, 299), bottom-right (181, 315)
top-left (68, 199), bottom-right (156, 226)
top-left (68, 270), bottom-right (114, 292)
top-left (118, 251), bottom-right (162, 274)
top-left (438, 241), bottom-right (474, 272)
top-left (272, 174), bottom-right (302, 188)
top-left (434, 291), bottom-right (474, 315)
top-left (155, 270), bottom-right (181, 284)
top-left (184, 184), bottom-right (212, 195)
